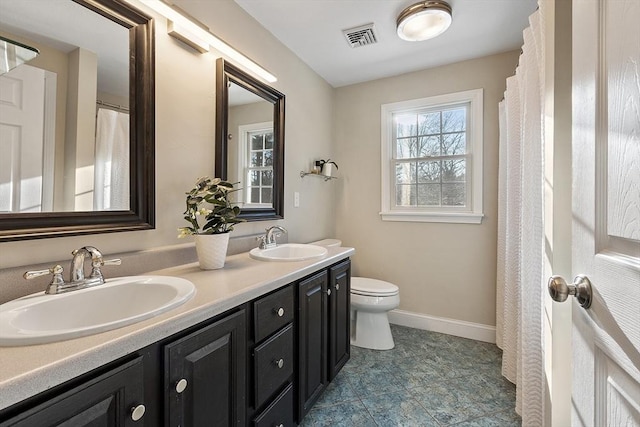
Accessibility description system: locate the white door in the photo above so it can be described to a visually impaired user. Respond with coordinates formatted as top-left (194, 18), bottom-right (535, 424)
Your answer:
top-left (0, 64), bottom-right (46, 212)
top-left (568, 0), bottom-right (640, 425)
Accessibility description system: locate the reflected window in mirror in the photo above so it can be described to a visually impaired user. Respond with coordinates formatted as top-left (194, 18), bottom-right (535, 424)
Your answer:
top-left (0, 0), bottom-right (154, 241)
top-left (216, 58), bottom-right (284, 221)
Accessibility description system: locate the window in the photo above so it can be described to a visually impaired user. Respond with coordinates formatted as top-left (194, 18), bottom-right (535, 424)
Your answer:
top-left (238, 122), bottom-right (273, 208)
top-left (380, 89), bottom-right (484, 224)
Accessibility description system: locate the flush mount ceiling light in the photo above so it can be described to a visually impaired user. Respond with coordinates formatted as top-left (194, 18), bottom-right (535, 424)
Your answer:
top-left (396, 0), bottom-right (452, 42)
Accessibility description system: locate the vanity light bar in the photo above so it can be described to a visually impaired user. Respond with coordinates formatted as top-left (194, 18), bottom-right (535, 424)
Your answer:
top-left (138, 0), bottom-right (277, 83)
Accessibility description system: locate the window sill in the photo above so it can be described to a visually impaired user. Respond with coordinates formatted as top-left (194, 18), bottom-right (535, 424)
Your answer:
top-left (379, 211), bottom-right (484, 224)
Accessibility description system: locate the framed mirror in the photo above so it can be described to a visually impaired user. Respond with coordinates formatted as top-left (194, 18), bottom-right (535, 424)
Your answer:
top-left (216, 58), bottom-right (285, 221)
top-left (0, 0), bottom-right (154, 241)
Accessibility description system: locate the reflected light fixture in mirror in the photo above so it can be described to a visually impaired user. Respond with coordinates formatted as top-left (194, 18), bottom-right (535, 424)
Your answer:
top-left (0, 36), bottom-right (39, 75)
top-left (396, 0), bottom-right (452, 42)
top-left (138, 0), bottom-right (277, 83)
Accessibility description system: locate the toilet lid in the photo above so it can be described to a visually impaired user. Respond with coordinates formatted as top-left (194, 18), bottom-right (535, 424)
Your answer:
top-left (351, 277), bottom-right (399, 297)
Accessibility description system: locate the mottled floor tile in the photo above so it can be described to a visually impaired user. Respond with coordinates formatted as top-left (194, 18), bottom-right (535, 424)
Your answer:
top-left (301, 400), bottom-right (377, 427)
top-left (303, 326), bottom-right (521, 427)
top-left (360, 389), bottom-right (439, 426)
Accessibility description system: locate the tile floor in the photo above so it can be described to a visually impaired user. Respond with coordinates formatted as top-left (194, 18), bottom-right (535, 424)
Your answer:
top-left (301, 325), bottom-right (521, 426)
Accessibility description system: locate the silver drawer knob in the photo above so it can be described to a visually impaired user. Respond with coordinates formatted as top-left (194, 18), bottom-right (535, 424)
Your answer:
top-left (276, 307), bottom-right (285, 317)
top-left (335, 283), bottom-right (340, 291)
top-left (275, 358), bottom-right (284, 369)
top-left (275, 424), bottom-right (284, 427)
top-left (326, 288), bottom-right (331, 296)
top-left (131, 404), bottom-right (145, 421)
top-left (176, 378), bottom-right (188, 393)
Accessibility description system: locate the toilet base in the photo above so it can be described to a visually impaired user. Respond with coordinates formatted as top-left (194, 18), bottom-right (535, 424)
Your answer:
top-left (351, 310), bottom-right (395, 350)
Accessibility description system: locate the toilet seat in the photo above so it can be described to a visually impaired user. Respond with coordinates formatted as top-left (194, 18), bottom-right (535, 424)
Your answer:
top-left (351, 277), bottom-right (399, 297)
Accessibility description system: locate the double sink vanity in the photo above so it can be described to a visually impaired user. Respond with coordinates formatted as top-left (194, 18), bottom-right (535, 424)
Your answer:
top-left (0, 244), bottom-right (354, 426)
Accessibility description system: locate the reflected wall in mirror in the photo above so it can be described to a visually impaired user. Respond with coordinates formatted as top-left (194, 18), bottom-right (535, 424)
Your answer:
top-left (0, 0), bottom-right (155, 241)
top-left (216, 58), bottom-right (285, 221)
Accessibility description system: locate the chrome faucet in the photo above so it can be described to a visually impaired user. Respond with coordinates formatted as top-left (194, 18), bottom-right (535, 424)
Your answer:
top-left (258, 226), bottom-right (287, 249)
top-left (23, 246), bottom-right (121, 294)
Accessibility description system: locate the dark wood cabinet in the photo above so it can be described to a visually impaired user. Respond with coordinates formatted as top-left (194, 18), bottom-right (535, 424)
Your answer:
top-left (164, 309), bottom-right (246, 427)
top-left (297, 270), bottom-right (329, 419)
top-left (0, 357), bottom-right (145, 427)
top-left (328, 260), bottom-right (351, 381)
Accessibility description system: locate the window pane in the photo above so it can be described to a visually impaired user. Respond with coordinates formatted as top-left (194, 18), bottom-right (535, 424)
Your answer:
top-left (418, 136), bottom-right (440, 157)
top-left (396, 184), bottom-right (416, 206)
top-left (417, 184), bottom-right (441, 206)
top-left (265, 132), bottom-right (274, 149)
top-left (264, 149), bottom-right (273, 166)
top-left (396, 137), bottom-right (418, 159)
top-left (251, 135), bottom-right (263, 150)
top-left (261, 188), bottom-right (272, 204)
top-left (395, 162), bottom-right (416, 184)
top-left (395, 113), bottom-right (417, 137)
top-left (442, 132), bottom-right (466, 156)
top-left (250, 188), bottom-right (260, 203)
top-left (442, 159), bottom-right (466, 182)
top-left (417, 161), bottom-right (440, 183)
top-left (262, 170), bottom-right (273, 186)
top-left (418, 112), bottom-right (440, 135)
top-left (251, 152), bottom-right (263, 167)
top-left (250, 170), bottom-right (260, 186)
top-left (442, 108), bottom-right (466, 132)
top-left (442, 183), bottom-right (465, 206)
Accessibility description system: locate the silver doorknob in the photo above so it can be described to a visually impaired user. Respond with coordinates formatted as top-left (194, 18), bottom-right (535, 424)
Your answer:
top-left (548, 275), bottom-right (592, 309)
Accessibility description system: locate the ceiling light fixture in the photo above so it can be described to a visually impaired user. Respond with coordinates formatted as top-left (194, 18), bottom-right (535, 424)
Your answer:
top-left (138, 0), bottom-right (277, 82)
top-left (396, 0), bottom-right (452, 42)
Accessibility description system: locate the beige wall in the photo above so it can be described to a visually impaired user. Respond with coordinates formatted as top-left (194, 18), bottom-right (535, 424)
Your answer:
top-left (0, 0), bottom-right (335, 269)
top-left (334, 51), bottom-right (519, 326)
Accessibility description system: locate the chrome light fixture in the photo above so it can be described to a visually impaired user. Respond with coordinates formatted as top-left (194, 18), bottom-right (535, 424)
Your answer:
top-left (396, 0), bottom-right (452, 42)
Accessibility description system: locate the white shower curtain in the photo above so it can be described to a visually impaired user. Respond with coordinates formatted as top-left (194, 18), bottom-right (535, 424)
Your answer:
top-left (94, 107), bottom-right (130, 210)
top-left (496, 3), bottom-right (546, 425)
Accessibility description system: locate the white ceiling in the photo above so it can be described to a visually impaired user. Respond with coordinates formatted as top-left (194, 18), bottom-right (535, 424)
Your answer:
top-left (234, 0), bottom-right (538, 88)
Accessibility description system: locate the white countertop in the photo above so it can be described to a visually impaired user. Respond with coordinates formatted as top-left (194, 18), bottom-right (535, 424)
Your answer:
top-left (0, 246), bottom-right (354, 411)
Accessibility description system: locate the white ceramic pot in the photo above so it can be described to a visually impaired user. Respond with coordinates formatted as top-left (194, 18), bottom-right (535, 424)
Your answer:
top-left (195, 233), bottom-right (230, 270)
top-left (322, 162), bottom-right (334, 177)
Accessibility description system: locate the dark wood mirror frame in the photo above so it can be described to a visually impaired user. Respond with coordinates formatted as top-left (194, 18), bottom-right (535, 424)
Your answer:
top-left (215, 58), bottom-right (285, 221)
top-left (0, 0), bottom-right (155, 242)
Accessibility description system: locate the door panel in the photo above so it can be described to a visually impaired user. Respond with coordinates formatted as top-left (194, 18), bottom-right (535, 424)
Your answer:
top-left (572, 0), bottom-right (640, 425)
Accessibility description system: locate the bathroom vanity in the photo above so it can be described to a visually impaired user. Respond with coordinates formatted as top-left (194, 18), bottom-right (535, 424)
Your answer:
top-left (0, 246), bottom-right (353, 426)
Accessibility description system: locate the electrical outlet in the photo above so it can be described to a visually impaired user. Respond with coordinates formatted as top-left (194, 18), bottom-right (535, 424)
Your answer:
top-left (294, 192), bottom-right (300, 207)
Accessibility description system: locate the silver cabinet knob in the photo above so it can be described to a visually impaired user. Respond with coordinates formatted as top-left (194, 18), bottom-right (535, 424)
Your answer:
top-left (326, 288), bottom-right (331, 296)
top-left (335, 283), bottom-right (340, 291)
top-left (276, 307), bottom-right (285, 317)
top-left (176, 378), bottom-right (188, 393)
top-left (548, 275), bottom-right (593, 309)
top-left (131, 404), bottom-right (146, 421)
top-left (275, 424), bottom-right (284, 427)
top-left (274, 358), bottom-right (284, 369)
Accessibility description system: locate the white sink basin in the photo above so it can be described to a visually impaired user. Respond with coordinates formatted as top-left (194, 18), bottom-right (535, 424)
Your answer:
top-left (249, 243), bottom-right (328, 262)
top-left (0, 276), bottom-right (195, 346)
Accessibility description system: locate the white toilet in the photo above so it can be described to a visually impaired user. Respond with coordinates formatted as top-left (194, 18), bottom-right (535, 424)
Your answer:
top-left (350, 277), bottom-right (399, 350)
top-left (311, 238), bottom-right (400, 351)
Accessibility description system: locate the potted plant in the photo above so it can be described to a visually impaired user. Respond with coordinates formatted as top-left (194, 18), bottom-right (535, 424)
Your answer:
top-left (178, 176), bottom-right (244, 269)
top-left (318, 159), bottom-right (338, 177)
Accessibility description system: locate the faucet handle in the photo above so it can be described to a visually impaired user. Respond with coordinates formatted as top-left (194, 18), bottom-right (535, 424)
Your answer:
top-left (23, 265), bottom-right (66, 294)
top-left (89, 258), bottom-right (121, 280)
top-left (98, 258), bottom-right (122, 267)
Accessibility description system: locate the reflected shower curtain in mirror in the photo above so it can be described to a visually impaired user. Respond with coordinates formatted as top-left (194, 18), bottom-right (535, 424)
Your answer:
top-left (94, 108), bottom-right (129, 210)
top-left (496, 2), bottom-right (545, 426)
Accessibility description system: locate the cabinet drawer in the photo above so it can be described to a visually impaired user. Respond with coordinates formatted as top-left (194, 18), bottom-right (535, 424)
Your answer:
top-left (253, 383), bottom-right (294, 427)
top-left (254, 285), bottom-right (294, 343)
top-left (254, 323), bottom-right (293, 408)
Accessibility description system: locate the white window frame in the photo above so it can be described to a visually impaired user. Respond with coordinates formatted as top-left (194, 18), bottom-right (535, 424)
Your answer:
top-left (380, 89), bottom-right (484, 224)
top-left (238, 121), bottom-right (274, 208)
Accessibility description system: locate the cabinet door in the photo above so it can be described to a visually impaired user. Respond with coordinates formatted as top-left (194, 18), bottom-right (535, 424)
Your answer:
top-left (1, 357), bottom-right (145, 427)
top-left (328, 260), bottom-right (351, 381)
top-left (297, 271), bottom-right (328, 420)
top-left (165, 309), bottom-right (246, 427)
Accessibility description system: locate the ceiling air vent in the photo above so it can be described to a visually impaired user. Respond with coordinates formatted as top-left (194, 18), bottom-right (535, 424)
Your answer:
top-left (343, 23), bottom-right (378, 48)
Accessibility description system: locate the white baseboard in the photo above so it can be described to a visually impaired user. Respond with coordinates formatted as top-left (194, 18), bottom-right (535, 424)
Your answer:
top-left (388, 309), bottom-right (496, 344)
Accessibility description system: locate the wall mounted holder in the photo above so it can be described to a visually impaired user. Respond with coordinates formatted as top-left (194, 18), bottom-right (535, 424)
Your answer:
top-left (300, 171), bottom-right (337, 182)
